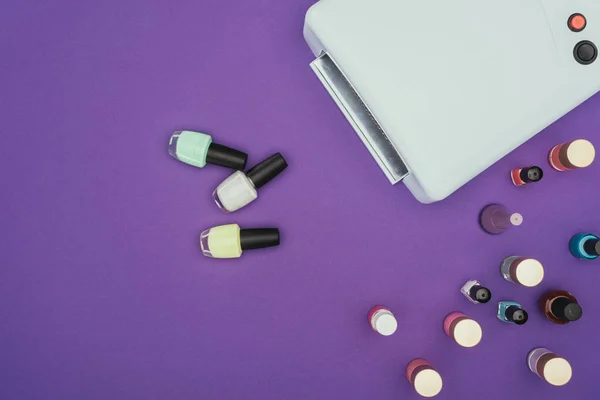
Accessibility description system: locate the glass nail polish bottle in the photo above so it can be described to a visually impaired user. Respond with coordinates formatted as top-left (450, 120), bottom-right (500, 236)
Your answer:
top-left (168, 130), bottom-right (247, 170)
top-left (406, 359), bottom-right (443, 398)
top-left (479, 204), bottom-right (523, 234)
top-left (510, 166), bottom-right (543, 186)
top-left (500, 256), bottom-right (544, 287)
top-left (460, 280), bottom-right (492, 304)
top-left (540, 290), bottom-right (582, 324)
top-left (527, 348), bottom-right (572, 386)
top-left (570, 233), bottom-right (600, 260)
top-left (443, 312), bottom-right (482, 348)
top-left (368, 306), bottom-right (397, 336)
top-left (200, 224), bottom-right (280, 259)
top-left (497, 301), bottom-right (528, 325)
top-left (548, 139), bottom-right (595, 171)
top-left (213, 153), bottom-right (288, 213)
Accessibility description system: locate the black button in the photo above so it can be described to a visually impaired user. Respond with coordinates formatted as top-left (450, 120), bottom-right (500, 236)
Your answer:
top-left (574, 41), bottom-right (597, 65)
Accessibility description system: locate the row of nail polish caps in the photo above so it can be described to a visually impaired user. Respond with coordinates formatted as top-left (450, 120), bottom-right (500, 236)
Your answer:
top-left (169, 130), bottom-right (287, 258)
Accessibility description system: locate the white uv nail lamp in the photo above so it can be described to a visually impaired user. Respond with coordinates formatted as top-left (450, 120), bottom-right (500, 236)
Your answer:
top-left (304, 0), bottom-right (600, 203)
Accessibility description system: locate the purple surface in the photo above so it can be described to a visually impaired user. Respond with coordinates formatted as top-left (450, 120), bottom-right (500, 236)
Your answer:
top-left (1, 1), bottom-right (599, 399)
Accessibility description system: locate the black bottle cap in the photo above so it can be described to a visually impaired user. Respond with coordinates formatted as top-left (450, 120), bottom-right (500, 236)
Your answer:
top-left (469, 285), bottom-right (492, 303)
top-left (240, 228), bottom-right (280, 251)
top-left (506, 305), bottom-right (528, 325)
top-left (583, 238), bottom-right (600, 256)
top-left (246, 153), bottom-right (288, 189)
top-left (206, 143), bottom-right (248, 170)
top-left (519, 166), bottom-right (544, 183)
top-left (551, 297), bottom-right (583, 322)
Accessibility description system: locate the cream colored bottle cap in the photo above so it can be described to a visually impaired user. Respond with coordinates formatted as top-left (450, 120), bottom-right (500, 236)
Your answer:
top-left (544, 357), bottom-right (572, 386)
top-left (375, 313), bottom-right (397, 336)
top-left (515, 259), bottom-right (544, 287)
top-left (510, 213), bottom-right (523, 226)
top-left (567, 139), bottom-right (595, 168)
top-left (453, 319), bottom-right (482, 347)
top-left (413, 369), bottom-right (443, 398)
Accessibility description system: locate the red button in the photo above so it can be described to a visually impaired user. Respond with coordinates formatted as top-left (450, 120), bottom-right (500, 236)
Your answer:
top-left (569, 14), bottom-right (587, 32)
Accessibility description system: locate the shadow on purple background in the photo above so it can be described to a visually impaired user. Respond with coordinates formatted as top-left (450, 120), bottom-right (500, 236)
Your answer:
top-left (1, 1), bottom-right (599, 399)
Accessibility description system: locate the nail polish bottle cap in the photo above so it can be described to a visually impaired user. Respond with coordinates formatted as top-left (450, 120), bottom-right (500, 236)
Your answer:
top-left (520, 166), bottom-right (543, 183)
top-left (552, 297), bottom-right (582, 322)
top-left (206, 143), bottom-right (248, 170)
top-left (543, 357), bottom-right (572, 386)
top-left (453, 318), bottom-right (482, 347)
top-left (510, 213), bottom-right (523, 226)
top-left (583, 238), bottom-right (600, 256)
top-left (469, 286), bottom-right (492, 303)
top-left (506, 306), bottom-right (528, 325)
top-left (413, 369), bottom-right (443, 398)
top-left (247, 153), bottom-right (288, 189)
top-left (240, 228), bottom-right (280, 251)
top-left (375, 313), bottom-right (398, 336)
top-left (514, 258), bottom-right (544, 287)
top-left (566, 139), bottom-right (595, 168)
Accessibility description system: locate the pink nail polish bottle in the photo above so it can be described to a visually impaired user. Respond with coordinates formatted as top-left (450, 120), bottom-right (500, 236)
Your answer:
top-left (443, 312), bottom-right (482, 348)
top-left (368, 305), bottom-right (397, 336)
top-left (406, 359), bottom-right (443, 398)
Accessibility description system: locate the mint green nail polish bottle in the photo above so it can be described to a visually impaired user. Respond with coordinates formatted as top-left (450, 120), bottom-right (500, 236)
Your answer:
top-left (168, 130), bottom-right (247, 170)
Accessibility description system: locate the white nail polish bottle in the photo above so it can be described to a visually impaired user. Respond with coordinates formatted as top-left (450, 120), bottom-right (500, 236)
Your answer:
top-left (368, 306), bottom-right (398, 336)
top-left (213, 153), bottom-right (287, 213)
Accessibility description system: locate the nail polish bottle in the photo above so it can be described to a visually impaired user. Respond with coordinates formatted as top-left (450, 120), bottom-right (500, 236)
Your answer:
top-left (497, 301), bottom-right (528, 325)
top-left (443, 312), bottom-right (482, 348)
top-left (548, 139), bottom-right (595, 171)
top-left (570, 233), bottom-right (600, 260)
top-left (213, 153), bottom-right (288, 213)
top-left (510, 165), bottom-right (543, 186)
top-left (527, 348), bottom-right (572, 386)
top-left (200, 224), bottom-right (280, 258)
top-left (540, 290), bottom-right (582, 324)
top-left (500, 256), bottom-right (544, 287)
top-left (479, 204), bottom-right (523, 234)
top-left (368, 306), bottom-right (397, 336)
top-left (168, 130), bottom-right (247, 170)
top-left (460, 280), bottom-right (492, 304)
top-left (406, 359), bottom-right (443, 398)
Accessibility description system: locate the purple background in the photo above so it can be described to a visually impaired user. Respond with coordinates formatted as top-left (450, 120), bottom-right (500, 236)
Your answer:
top-left (1, 1), bottom-right (599, 399)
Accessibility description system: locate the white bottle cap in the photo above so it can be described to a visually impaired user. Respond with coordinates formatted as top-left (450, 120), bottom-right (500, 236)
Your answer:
top-left (543, 357), bottom-right (572, 386)
top-left (515, 259), bottom-right (544, 287)
top-left (413, 369), bottom-right (443, 397)
top-left (453, 319), bottom-right (482, 348)
top-left (567, 139), bottom-right (595, 168)
top-left (375, 313), bottom-right (398, 336)
top-left (510, 213), bottom-right (523, 226)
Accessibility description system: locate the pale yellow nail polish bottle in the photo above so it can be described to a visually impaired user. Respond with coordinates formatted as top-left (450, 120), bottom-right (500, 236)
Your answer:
top-left (200, 224), bottom-right (280, 259)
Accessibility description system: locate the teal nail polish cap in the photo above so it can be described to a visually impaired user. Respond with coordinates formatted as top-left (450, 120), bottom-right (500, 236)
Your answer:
top-left (169, 130), bottom-right (247, 170)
